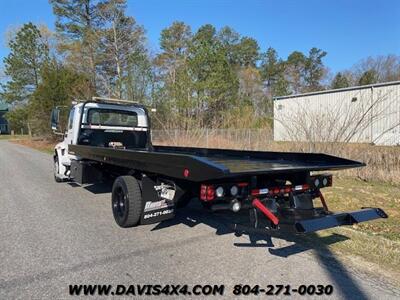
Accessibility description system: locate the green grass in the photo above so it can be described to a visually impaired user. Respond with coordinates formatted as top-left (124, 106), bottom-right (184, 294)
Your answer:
top-left (323, 178), bottom-right (400, 241)
top-left (297, 178), bottom-right (400, 282)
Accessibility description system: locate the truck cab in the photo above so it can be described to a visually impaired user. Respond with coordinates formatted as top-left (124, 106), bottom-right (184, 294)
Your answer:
top-left (51, 98), bottom-right (150, 181)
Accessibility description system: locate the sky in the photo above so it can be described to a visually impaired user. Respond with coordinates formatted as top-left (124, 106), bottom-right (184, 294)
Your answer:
top-left (0, 0), bottom-right (399, 74)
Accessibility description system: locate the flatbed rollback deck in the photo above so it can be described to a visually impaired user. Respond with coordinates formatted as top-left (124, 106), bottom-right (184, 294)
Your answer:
top-left (52, 98), bottom-right (387, 234)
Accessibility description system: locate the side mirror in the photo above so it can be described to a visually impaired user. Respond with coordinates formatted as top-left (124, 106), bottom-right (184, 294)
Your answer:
top-left (50, 108), bottom-right (61, 133)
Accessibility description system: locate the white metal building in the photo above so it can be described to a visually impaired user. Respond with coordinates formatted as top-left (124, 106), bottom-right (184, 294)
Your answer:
top-left (273, 81), bottom-right (400, 146)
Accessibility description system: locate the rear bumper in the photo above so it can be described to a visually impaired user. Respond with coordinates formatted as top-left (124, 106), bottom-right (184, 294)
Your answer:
top-left (294, 208), bottom-right (388, 233)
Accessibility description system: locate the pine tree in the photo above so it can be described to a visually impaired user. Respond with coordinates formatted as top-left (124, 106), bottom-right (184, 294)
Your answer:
top-left (50, 0), bottom-right (107, 94)
top-left (1, 23), bottom-right (49, 102)
top-left (331, 72), bottom-right (350, 89)
top-left (358, 69), bottom-right (378, 86)
top-left (304, 47), bottom-right (327, 92)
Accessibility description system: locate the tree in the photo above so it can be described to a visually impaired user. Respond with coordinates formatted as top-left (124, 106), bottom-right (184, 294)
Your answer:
top-left (217, 28), bottom-right (259, 67)
top-left (331, 72), bottom-right (350, 89)
top-left (29, 61), bottom-right (90, 135)
top-left (5, 106), bottom-right (29, 134)
top-left (358, 69), bottom-right (378, 86)
top-left (235, 37), bottom-right (259, 67)
top-left (1, 23), bottom-right (49, 102)
top-left (188, 24), bottom-right (238, 126)
top-left (154, 21), bottom-right (193, 127)
top-left (50, 0), bottom-right (107, 94)
top-left (304, 47), bottom-right (327, 92)
top-left (286, 51), bottom-right (306, 94)
top-left (352, 55), bottom-right (400, 84)
top-left (217, 26), bottom-right (240, 65)
top-left (97, 0), bottom-right (147, 98)
top-left (260, 47), bottom-right (289, 97)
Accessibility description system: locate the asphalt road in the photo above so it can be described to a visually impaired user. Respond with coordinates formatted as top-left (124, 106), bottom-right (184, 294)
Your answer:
top-left (0, 140), bottom-right (399, 299)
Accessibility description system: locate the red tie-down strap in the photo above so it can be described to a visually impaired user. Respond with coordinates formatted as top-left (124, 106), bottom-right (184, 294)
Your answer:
top-left (252, 198), bottom-right (279, 225)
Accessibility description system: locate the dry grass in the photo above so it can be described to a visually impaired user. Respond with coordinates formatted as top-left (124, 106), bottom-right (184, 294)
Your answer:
top-left (323, 178), bottom-right (400, 241)
top-left (0, 134), bottom-right (31, 140)
top-left (152, 129), bottom-right (400, 183)
top-left (10, 138), bottom-right (55, 154)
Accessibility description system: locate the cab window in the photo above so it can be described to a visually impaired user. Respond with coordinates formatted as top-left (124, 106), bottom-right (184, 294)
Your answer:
top-left (87, 109), bottom-right (138, 127)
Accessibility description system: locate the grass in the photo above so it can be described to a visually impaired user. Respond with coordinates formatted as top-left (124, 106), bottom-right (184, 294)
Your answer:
top-left (9, 137), bottom-right (55, 154)
top-left (323, 178), bottom-right (400, 241)
top-left (299, 178), bottom-right (400, 283)
top-left (0, 134), bottom-right (31, 140)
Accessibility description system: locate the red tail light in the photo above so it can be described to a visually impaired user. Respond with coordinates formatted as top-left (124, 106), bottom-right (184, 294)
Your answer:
top-left (200, 184), bottom-right (215, 201)
top-left (200, 185), bottom-right (207, 200)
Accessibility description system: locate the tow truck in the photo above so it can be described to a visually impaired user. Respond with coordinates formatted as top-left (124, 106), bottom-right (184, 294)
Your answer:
top-left (51, 97), bottom-right (387, 233)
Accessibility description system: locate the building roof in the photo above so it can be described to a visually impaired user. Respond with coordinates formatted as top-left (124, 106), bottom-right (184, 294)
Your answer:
top-left (0, 101), bottom-right (9, 111)
top-left (274, 80), bottom-right (400, 101)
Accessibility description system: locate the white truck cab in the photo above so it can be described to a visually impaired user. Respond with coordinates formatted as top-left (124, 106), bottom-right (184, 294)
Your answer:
top-left (51, 98), bottom-right (150, 181)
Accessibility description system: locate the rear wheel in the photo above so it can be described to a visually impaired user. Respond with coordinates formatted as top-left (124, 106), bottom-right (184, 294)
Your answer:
top-left (112, 176), bottom-right (143, 228)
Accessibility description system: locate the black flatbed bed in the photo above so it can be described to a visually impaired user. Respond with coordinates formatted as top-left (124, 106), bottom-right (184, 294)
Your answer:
top-left (69, 144), bottom-right (364, 182)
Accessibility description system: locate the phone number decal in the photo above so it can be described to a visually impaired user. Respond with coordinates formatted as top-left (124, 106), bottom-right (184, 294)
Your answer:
top-left (233, 284), bottom-right (333, 296)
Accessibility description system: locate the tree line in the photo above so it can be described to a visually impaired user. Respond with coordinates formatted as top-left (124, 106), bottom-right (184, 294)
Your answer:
top-left (1, 0), bottom-right (399, 135)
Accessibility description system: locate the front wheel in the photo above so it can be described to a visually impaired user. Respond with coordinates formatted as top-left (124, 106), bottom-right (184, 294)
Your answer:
top-left (53, 155), bottom-right (63, 182)
top-left (112, 176), bottom-right (143, 228)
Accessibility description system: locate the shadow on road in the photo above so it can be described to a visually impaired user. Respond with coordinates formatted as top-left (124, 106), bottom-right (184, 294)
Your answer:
top-left (77, 184), bottom-right (369, 299)
top-left (67, 181), bottom-right (113, 194)
top-left (153, 201), bottom-right (369, 299)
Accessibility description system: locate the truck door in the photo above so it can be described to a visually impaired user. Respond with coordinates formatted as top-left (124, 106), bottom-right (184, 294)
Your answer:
top-left (65, 107), bottom-right (75, 147)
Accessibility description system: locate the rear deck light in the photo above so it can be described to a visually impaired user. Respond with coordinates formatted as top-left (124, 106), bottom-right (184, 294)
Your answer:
top-left (310, 174), bottom-right (332, 188)
top-left (215, 186), bottom-right (224, 197)
top-left (231, 200), bottom-right (241, 212)
top-left (314, 178), bottom-right (320, 187)
top-left (230, 185), bottom-right (239, 196)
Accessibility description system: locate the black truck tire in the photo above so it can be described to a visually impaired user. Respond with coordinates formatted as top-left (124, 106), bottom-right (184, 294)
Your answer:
top-left (53, 155), bottom-right (63, 183)
top-left (112, 175), bottom-right (143, 228)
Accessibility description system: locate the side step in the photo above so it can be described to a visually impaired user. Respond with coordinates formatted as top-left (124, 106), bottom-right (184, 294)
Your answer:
top-left (294, 208), bottom-right (388, 233)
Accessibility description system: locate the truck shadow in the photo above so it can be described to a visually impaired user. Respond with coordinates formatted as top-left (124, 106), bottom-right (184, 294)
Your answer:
top-left (153, 201), bottom-right (369, 299)
top-left (67, 182), bottom-right (113, 194)
top-left (72, 185), bottom-right (370, 299)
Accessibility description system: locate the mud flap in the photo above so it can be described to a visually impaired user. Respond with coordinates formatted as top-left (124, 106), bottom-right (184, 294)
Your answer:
top-left (140, 176), bottom-right (178, 225)
top-left (294, 208), bottom-right (388, 233)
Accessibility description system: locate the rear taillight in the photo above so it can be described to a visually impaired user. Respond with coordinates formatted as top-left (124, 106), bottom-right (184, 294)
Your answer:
top-left (200, 184), bottom-right (215, 201)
